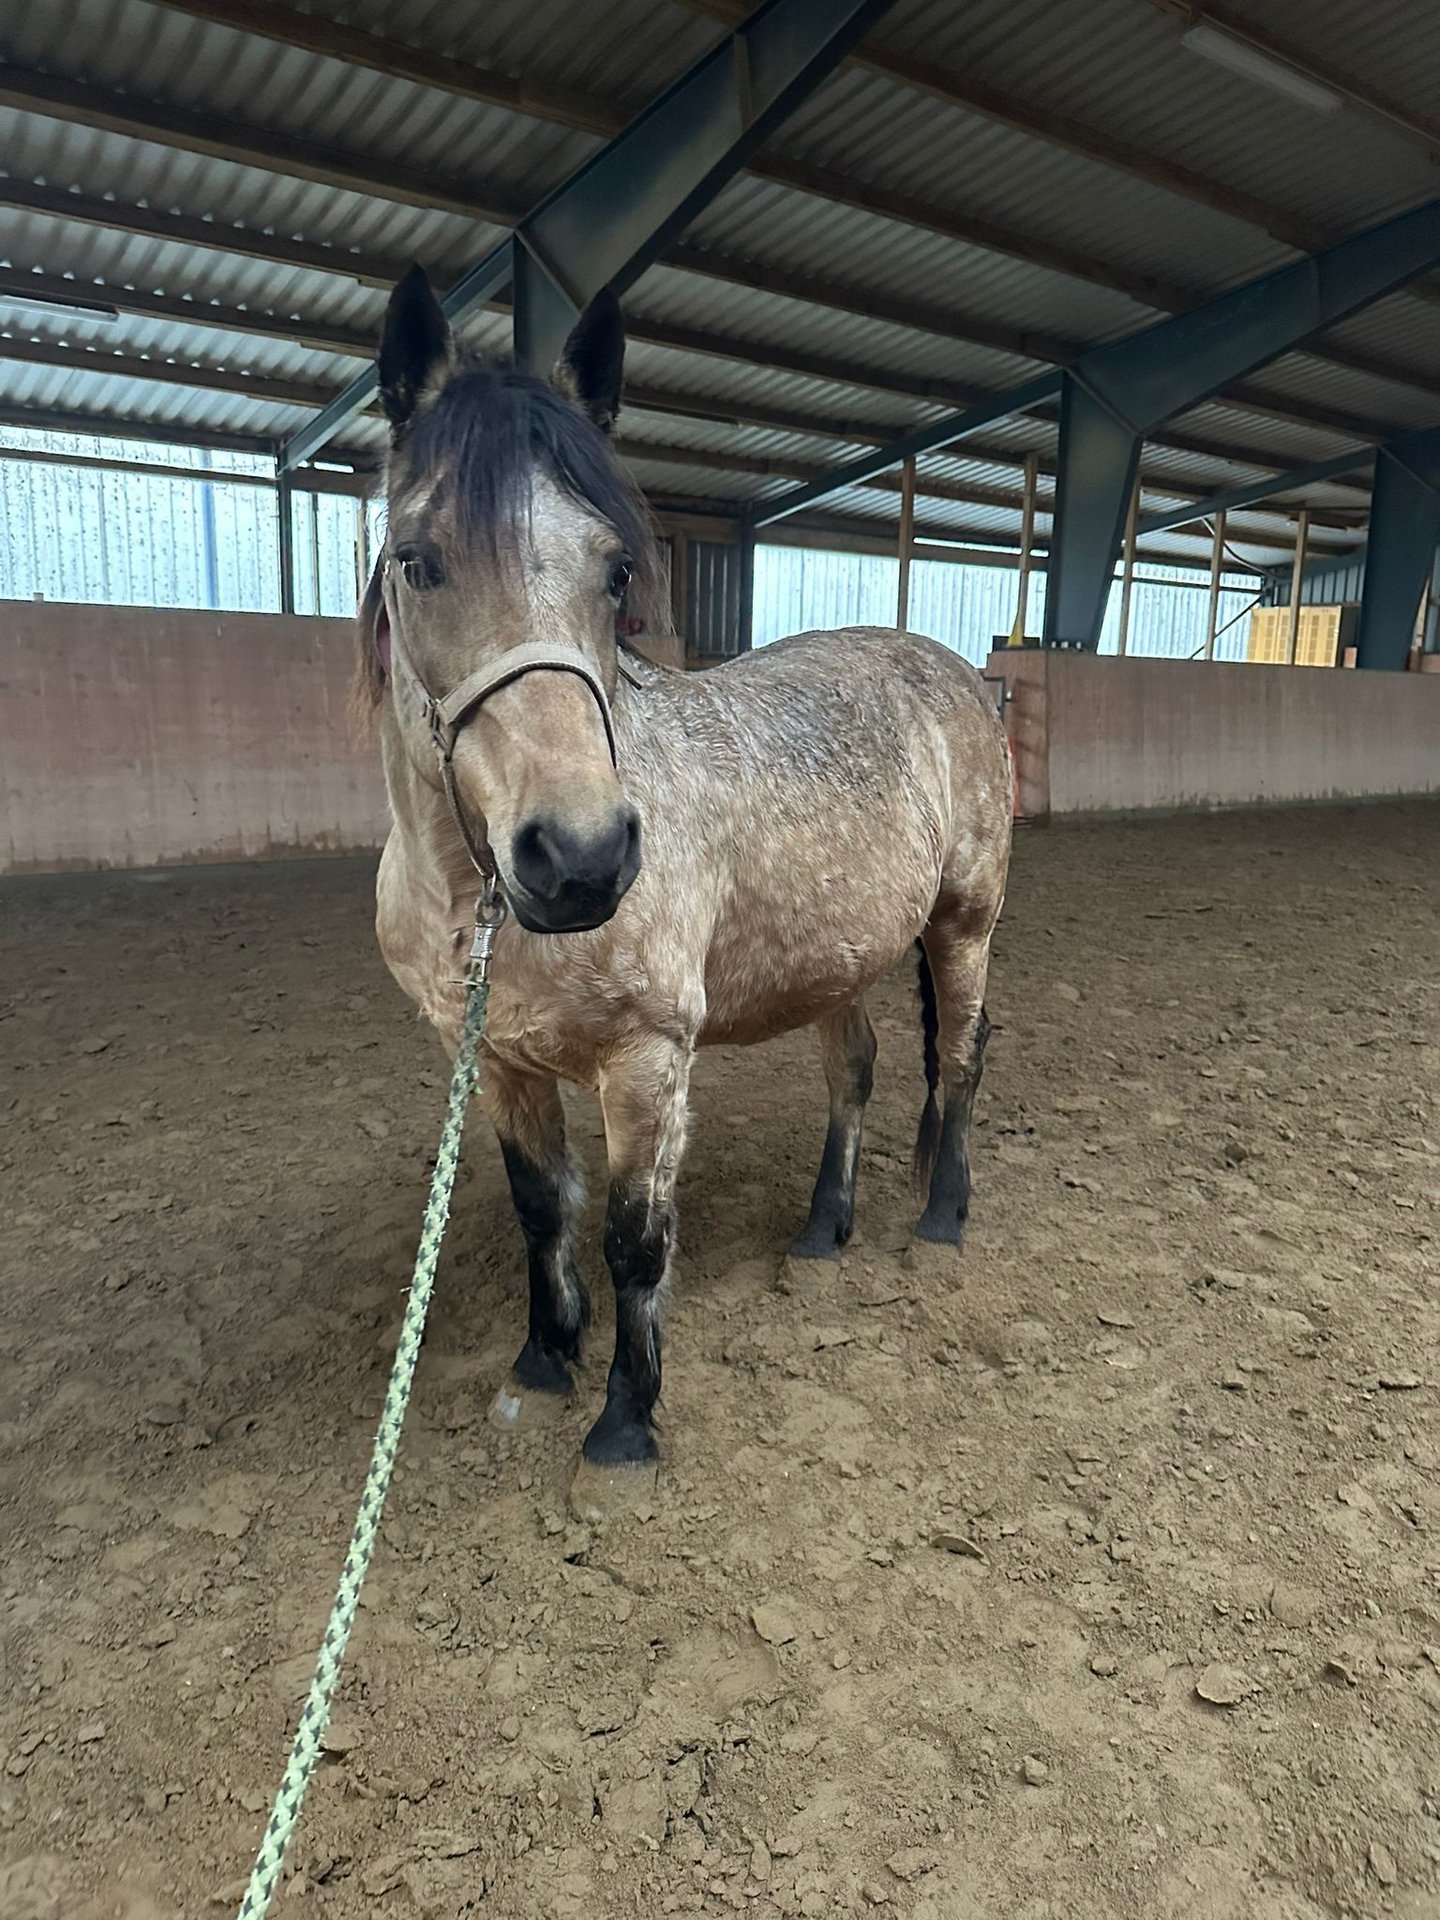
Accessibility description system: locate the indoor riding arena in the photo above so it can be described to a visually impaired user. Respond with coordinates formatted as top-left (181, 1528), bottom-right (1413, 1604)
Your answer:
top-left (1, 5), bottom-right (1438, 1919)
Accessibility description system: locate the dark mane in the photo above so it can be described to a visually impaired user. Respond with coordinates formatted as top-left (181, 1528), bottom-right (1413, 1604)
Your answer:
top-left (403, 357), bottom-right (667, 622)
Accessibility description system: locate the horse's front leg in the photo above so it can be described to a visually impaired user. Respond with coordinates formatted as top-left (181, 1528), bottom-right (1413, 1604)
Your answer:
top-left (483, 1054), bottom-right (590, 1421)
top-left (583, 1034), bottom-right (694, 1467)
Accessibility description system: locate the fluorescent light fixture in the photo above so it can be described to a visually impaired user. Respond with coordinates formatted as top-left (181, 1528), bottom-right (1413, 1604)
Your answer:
top-left (0, 290), bottom-right (120, 325)
top-left (1181, 23), bottom-right (1344, 113)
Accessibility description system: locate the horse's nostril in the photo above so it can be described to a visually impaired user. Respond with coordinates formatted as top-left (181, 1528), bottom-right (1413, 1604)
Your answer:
top-left (510, 809), bottom-right (639, 908)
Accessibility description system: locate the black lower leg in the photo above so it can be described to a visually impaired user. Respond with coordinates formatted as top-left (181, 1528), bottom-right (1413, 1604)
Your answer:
top-left (792, 1011), bottom-right (876, 1259)
top-left (916, 1007), bottom-right (990, 1246)
top-left (500, 1142), bottom-right (589, 1394)
top-left (583, 1184), bottom-right (669, 1466)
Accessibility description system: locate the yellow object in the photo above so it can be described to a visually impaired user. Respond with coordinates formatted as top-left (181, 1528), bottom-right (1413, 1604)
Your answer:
top-left (1246, 604), bottom-right (1354, 667)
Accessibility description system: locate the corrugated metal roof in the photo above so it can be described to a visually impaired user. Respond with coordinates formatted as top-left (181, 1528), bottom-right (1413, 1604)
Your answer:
top-left (881, 0), bottom-right (1440, 239)
top-left (0, 0), bottom-right (1434, 554)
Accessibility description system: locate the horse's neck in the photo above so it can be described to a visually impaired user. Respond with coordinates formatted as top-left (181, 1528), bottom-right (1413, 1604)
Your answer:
top-left (380, 720), bottom-right (485, 928)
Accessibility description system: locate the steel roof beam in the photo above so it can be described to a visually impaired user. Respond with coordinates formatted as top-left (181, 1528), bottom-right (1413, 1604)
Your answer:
top-left (0, 62), bottom-right (522, 223)
top-left (2, 162), bottom-right (1432, 464)
top-left (1355, 429), bottom-right (1440, 669)
top-left (148, 1), bottom-right (1440, 331)
top-left (1136, 453), bottom-right (1376, 537)
top-left (1043, 198), bottom-right (1440, 650)
top-left (0, 328), bottom-right (1372, 529)
top-left (0, 215), bottom-right (1377, 489)
top-left (657, 491), bottom-right (1281, 572)
top-left (749, 374), bottom-right (1063, 524)
top-left (8, 27), bottom-right (1438, 420)
top-left (0, 323), bottom-right (1361, 540)
top-left (622, 437), bottom-right (1354, 541)
top-left (282, 0), bottom-right (901, 468)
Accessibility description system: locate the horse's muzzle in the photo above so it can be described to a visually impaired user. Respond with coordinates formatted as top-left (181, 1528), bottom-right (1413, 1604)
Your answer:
top-left (506, 805), bottom-right (642, 933)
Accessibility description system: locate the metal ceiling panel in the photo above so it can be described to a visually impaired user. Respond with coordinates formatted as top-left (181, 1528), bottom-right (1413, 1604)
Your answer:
top-left (877, 0), bottom-right (1440, 240)
top-left (1, 0), bottom-right (1428, 526)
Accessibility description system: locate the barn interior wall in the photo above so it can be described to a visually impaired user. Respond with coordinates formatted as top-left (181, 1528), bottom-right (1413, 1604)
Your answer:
top-left (1, 600), bottom-right (686, 876)
top-left (992, 650), bottom-right (1440, 817)
top-left (1, 602), bottom-right (388, 875)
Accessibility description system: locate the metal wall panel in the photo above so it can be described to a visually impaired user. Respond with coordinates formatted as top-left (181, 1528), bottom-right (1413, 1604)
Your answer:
top-left (685, 538), bottom-right (745, 659)
top-left (751, 542), bottom-right (1260, 665)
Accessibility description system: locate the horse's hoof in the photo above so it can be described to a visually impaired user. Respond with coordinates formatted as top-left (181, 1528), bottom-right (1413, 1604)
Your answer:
top-left (581, 1401), bottom-right (660, 1467)
top-left (913, 1207), bottom-right (965, 1247)
top-left (788, 1223), bottom-right (846, 1261)
top-left (569, 1455), bottom-right (659, 1526)
top-left (488, 1380), bottom-right (570, 1432)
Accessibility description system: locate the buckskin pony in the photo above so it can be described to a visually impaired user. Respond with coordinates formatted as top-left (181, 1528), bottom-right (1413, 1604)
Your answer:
top-left (357, 268), bottom-right (1013, 1482)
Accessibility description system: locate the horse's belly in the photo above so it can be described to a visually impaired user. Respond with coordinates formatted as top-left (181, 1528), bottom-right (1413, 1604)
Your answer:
top-left (699, 971), bottom-right (890, 1047)
top-left (698, 880), bottom-right (928, 1046)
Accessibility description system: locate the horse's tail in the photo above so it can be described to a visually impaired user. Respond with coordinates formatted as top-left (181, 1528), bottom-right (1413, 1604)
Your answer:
top-left (913, 940), bottom-right (942, 1190)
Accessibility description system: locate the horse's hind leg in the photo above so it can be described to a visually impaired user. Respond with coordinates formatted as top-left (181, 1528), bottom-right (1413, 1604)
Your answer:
top-left (485, 1057), bottom-right (589, 1420)
top-left (791, 1001), bottom-right (877, 1259)
top-left (915, 910), bottom-right (995, 1246)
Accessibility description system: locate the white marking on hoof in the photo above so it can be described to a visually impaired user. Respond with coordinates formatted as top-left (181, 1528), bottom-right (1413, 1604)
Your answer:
top-left (489, 1387), bottom-right (523, 1429)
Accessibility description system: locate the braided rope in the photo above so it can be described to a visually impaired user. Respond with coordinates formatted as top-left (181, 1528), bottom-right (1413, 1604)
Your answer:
top-left (236, 978), bottom-right (489, 1919)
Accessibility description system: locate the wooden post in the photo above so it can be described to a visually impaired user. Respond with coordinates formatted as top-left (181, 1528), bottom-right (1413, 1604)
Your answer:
top-left (670, 529), bottom-right (689, 656)
top-left (896, 456), bottom-right (916, 627)
top-left (308, 489), bottom-right (323, 616)
top-left (737, 521), bottom-right (756, 654)
top-left (1286, 508), bottom-right (1310, 664)
top-left (1012, 450), bottom-right (1039, 643)
top-left (1115, 475), bottom-right (1140, 656)
top-left (1204, 509), bottom-right (1227, 660)
top-left (353, 497), bottom-right (370, 605)
top-left (276, 466), bottom-right (295, 616)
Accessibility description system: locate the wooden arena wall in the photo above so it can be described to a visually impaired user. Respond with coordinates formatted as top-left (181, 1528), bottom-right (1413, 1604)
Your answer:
top-left (991, 650), bottom-right (1440, 819)
top-left (3, 602), bottom-right (1437, 873)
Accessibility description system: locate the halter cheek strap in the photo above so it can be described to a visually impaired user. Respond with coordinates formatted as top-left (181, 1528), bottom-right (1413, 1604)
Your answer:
top-left (379, 560), bottom-right (621, 883)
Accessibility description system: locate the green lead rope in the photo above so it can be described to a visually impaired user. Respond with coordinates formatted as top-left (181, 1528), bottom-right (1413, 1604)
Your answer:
top-left (236, 976), bottom-right (490, 1920)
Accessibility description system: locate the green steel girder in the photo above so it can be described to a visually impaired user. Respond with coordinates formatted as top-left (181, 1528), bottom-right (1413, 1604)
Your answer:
top-left (281, 0), bottom-right (899, 470)
top-left (1043, 197), bottom-right (1440, 649)
top-left (1356, 427), bottom-right (1440, 670)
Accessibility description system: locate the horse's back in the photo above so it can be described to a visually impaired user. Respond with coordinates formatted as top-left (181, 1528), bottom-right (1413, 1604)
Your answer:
top-left (692, 623), bottom-right (992, 708)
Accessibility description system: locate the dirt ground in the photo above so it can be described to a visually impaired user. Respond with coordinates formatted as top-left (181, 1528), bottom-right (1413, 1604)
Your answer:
top-left (1, 801), bottom-right (1437, 1920)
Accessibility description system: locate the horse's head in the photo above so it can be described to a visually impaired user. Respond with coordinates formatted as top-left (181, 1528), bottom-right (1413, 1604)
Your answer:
top-left (359, 266), bottom-right (663, 934)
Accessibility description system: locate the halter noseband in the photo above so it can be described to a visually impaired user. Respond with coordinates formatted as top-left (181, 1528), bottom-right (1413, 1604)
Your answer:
top-left (379, 556), bottom-right (623, 883)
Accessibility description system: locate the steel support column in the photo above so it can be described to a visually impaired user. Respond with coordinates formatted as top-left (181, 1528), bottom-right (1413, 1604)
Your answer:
top-left (1043, 195), bottom-right (1440, 649)
top-left (1356, 427), bottom-right (1440, 670)
top-left (1043, 375), bottom-right (1141, 650)
top-left (283, 0), bottom-right (898, 464)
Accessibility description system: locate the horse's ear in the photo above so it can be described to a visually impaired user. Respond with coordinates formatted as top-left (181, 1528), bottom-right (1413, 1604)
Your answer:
top-left (378, 265), bottom-right (451, 437)
top-left (555, 289), bottom-right (625, 434)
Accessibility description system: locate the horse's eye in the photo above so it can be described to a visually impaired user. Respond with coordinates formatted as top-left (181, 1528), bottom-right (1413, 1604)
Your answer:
top-left (606, 557), bottom-right (632, 601)
top-left (396, 546), bottom-right (444, 593)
